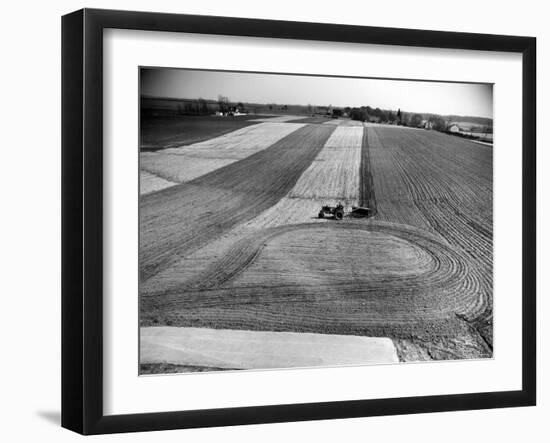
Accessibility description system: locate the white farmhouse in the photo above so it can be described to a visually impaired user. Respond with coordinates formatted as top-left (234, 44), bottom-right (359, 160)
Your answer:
top-left (448, 124), bottom-right (461, 133)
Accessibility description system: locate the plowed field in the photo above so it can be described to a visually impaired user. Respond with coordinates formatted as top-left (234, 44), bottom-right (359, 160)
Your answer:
top-left (365, 126), bottom-right (493, 347)
top-left (249, 115), bottom-right (305, 123)
top-left (140, 123), bottom-right (335, 282)
top-left (289, 126), bottom-right (363, 203)
top-left (140, 115), bottom-right (261, 151)
top-left (141, 221), bottom-right (491, 359)
top-left (141, 122), bottom-right (493, 363)
top-left (140, 171), bottom-right (178, 195)
top-left (140, 122), bottom-right (303, 194)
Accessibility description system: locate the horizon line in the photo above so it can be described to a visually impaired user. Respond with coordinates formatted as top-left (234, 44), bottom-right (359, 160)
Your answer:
top-left (140, 94), bottom-right (494, 121)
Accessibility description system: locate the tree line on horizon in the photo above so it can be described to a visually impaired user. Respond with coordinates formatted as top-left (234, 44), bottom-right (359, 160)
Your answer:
top-left (348, 105), bottom-right (492, 133)
top-left (141, 96), bottom-right (492, 134)
top-left (349, 106), bottom-right (442, 132)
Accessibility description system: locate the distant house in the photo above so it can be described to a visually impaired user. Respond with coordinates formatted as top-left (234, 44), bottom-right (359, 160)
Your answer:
top-left (219, 106), bottom-right (247, 117)
top-left (448, 124), bottom-right (461, 133)
top-left (314, 106), bottom-right (333, 116)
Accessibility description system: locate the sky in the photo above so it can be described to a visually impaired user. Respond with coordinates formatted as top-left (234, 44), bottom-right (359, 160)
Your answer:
top-left (141, 68), bottom-right (493, 119)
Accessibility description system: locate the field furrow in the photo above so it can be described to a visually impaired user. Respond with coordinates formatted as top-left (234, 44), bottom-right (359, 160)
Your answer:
top-left (359, 123), bottom-right (377, 212)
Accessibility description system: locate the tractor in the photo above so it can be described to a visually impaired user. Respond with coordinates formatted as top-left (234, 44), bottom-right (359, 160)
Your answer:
top-left (318, 203), bottom-right (345, 220)
top-left (318, 203), bottom-right (374, 220)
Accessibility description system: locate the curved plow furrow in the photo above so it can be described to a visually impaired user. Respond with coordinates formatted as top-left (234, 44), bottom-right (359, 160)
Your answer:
top-left (365, 126), bottom-right (492, 346)
top-left (141, 221), bottom-right (490, 343)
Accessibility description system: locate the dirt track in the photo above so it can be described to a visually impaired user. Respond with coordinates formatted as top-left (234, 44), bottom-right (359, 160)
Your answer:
top-left (140, 123), bottom-right (335, 282)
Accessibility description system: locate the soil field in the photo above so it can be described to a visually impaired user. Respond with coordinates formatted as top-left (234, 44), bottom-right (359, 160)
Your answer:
top-left (140, 122), bottom-right (304, 194)
top-left (140, 115), bottom-right (262, 151)
top-left (289, 126), bottom-right (363, 204)
top-left (248, 115), bottom-right (306, 123)
top-left (141, 221), bottom-right (491, 360)
top-left (323, 119), bottom-right (363, 127)
top-left (140, 123), bottom-right (336, 282)
top-left (286, 116), bottom-right (332, 124)
top-left (359, 124), bottom-right (377, 211)
top-left (140, 123), bottom-right (366, 296)
top-left (140, 171), bottom-right (178, 195)
top-left (141, 122), bottom-right (492, 363)
top-left (366, 126), bottom-right (493, 346)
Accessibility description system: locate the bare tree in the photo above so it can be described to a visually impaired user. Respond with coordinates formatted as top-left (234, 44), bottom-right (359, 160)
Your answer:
top-left (198, 98), bottom-right (208, 115)
top-left (217, 95), bottom-right (229, 113)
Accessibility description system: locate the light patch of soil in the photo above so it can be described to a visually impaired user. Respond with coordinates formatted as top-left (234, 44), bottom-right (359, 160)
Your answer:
top-left (140, 170), bottom-right (179, 195)
top-left (140, 326), bottom-right (398, 370)
top-left (140, 122), bottom-right (304, 187)
top-left (289, 126), bottom-right (363, 202)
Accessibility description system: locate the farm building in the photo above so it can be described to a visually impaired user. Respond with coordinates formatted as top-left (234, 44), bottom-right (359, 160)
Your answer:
top-left (314, 105), bottom-right (333, 116)
top-left (448, 124), bottom-right (461, 133)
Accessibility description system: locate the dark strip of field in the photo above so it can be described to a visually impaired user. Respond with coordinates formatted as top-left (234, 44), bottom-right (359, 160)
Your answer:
top-left (140, 123), bottom-right (336, 282)
top-left (140, 363), bottom-right (235, 374)
top-left (359, 126), bottom-right (378, 214)
top-left (140, 115), bottom-right (262, 151)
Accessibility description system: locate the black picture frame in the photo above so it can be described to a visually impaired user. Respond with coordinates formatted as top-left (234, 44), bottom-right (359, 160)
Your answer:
top-left (61, 8), bottom-right (536, 435)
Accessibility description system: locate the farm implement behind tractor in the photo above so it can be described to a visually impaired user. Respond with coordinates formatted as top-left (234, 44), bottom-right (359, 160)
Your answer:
top-left (318, 203), bottom-right (372, 220)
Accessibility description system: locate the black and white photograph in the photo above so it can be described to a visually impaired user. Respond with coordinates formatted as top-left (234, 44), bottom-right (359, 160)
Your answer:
top-left (138, 68), bottom-right (494, 374)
